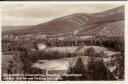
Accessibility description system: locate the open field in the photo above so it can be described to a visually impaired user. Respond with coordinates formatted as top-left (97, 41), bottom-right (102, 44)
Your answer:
top-left (32, 56), bottom-right (89, 74)
top-left (45, 46), bottom-right (78, 53)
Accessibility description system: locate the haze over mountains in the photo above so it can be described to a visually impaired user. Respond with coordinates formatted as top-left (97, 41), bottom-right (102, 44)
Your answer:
top-left (2, 25), bottom-right (34, 32)
top-left (2, 6), bottom-right (124, 36)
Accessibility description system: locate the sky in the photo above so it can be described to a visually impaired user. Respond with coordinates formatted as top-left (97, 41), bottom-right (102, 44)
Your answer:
top-left (2, 4), bottom-right (123, 26)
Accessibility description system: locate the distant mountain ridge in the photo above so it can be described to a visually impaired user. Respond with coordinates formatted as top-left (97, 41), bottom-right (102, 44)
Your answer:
top-left (2, 25), bottom-right (33, 32)
top-left (2, 6), bottom-right (124, 36)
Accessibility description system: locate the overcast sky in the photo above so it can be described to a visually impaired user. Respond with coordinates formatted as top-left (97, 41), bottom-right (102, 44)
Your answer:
top-left (2, 4), bottom-right (122, 26)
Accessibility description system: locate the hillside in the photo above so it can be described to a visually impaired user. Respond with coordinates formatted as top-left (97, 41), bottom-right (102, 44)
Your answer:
top-left (78, 20), bottom-right (124, 36)
top-left (2, 25), bottom-right (34, 32)
top-left (2, 6), bottom-right (124, 36)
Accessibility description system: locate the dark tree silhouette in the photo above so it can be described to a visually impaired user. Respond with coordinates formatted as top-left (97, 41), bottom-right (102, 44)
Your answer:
top-left (86, 57), bottom-right (116, 80)
top-left (61, 57), bottom-right (87, 80)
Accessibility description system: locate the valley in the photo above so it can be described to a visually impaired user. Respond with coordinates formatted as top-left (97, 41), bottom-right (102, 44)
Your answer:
top-left (1, 6), bottom-right (124, 81)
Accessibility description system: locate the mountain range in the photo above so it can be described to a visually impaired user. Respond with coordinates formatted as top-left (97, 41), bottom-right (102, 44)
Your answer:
top-left (2, 6), bottom-right (124, 36)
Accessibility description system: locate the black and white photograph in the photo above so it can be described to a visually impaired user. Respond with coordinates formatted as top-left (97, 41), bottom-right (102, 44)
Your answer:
top-left (1, 4), bottom-right (125, 81)
top-left (1, 0), bottom-right (127, 1)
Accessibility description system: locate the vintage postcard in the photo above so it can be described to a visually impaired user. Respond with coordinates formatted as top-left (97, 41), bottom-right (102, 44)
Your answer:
top-left (0, 3), bottom-right (126, 82)
top-left (0, 0), bottom-right (128, 1)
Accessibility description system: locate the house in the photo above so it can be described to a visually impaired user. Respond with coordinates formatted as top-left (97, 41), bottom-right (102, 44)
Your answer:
top-left (37, 43), bottom-right (47, 51)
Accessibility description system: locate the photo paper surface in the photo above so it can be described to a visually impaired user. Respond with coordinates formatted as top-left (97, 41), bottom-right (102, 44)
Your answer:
top-left (1, 3), bottom-right (125, 81)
